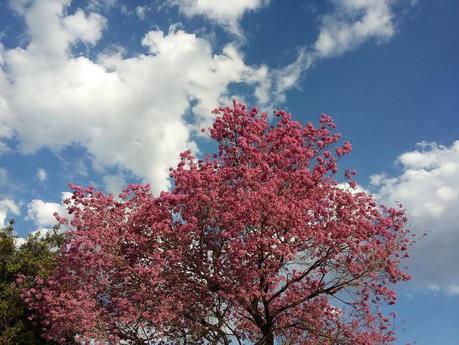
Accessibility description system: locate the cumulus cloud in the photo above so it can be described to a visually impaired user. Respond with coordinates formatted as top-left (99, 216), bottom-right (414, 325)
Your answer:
top-left (8, 0), bottom-right (106, 55)
top-left (26, 192), bottom-right (72, 228)
top-left (314, 0), bottom-right (395, 58)
top-left (36, 168), bottom-right (48, 182)
top-left (27, 199), bottom-right (65, 228)
top-left (0, 198), bottom-right (20, 227)
top-left (371, 141), bottom-right (459, 295)
top-left (166, 0), bottom-right (269, 36)
top-left (0, 0), bottom-right (269, 193)
top-left (0, 0), bottom-right (412, 195)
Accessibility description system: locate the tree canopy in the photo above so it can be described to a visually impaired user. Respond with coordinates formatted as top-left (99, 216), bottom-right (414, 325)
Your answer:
top-left (25, 101), bottom-right (412, 344)
top-left (0, 221), bottom-right (70, 345)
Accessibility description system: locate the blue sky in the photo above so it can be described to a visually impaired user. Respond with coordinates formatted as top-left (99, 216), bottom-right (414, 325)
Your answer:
top-left (0, 0), bottom-right (458, 343)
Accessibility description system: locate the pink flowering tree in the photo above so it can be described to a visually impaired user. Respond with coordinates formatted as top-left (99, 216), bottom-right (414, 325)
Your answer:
top-left (26, 101), bottom-right (412, 345)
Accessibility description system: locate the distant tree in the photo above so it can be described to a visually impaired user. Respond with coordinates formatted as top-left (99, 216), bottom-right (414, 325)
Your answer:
top-left (0, 221), bottom-right (71, 344)
top-left (27, 101), bottom-right (412, 344)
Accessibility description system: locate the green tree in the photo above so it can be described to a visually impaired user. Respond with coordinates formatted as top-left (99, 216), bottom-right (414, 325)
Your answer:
top-left (0, 220), bottom-right (66, 344)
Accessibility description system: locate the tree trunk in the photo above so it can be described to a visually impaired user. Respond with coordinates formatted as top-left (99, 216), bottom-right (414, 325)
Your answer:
top-left (257, 325), bottom-right (274, 345)
top-left (263, 332), bottom-right (274, 345)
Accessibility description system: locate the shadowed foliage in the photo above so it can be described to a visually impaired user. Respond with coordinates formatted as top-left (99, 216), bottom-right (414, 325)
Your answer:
top-left (0, 220), bottom-right (74, 345)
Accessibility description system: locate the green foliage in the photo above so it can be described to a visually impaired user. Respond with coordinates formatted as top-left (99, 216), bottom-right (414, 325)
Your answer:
top-left (0, 220), bottom-right (64, 345)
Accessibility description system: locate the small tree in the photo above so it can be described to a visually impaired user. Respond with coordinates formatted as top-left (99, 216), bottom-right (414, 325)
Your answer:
top-left (0, 221), bottom-right (69, 344)
top-left (28, 101), bottom-right (412, 344)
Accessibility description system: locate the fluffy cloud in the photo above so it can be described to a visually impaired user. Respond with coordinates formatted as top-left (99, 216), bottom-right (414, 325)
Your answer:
top-left (26, 199), bottom-right (65, 228)
top-left (314, 0), bottom-right (395, 58)
top-left (0, 198), bottom-right (20, 227)
top-left (0, 0), bottom-right (268, 193)
top-left (0, 0), bottom-right (411, 196)
top-left (26, 192), bottom-right (72, 228)
top-left (371, 141), bottom-right (459, 294)
top-left (8, 0), bottom-right (106, 55)
top-left (166, 0), bottom-right (269, 36)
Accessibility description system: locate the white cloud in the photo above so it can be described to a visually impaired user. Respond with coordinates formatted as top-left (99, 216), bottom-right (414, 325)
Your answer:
top-left (263, 49), bottom-right (313, 105)
top-left (0, 0), bottom-right (412, 196)
top-left (0, 198), bottom-right (20, 227)
top-left (0, 107), bottom-right (12, 154)
top-left (14, 228), bottom-right (57, 248)
top-left (14, 236), bottom-right (26, 248)
top-left (371, 141), bottom-right (459, 294)
top-left (314, 0), bottom-right (395, 58)
top-left (337, 182), bottom-right (369, 195)
top-left (103, 173), bottom-right (126, 196)
top-left (166, 0), bottom-right (269, 36)
top-left (0, 0), bottom-right (268, 194)
top-left (266, 0), bottom-right (409, 102)
top-left (36, 168), bottom-right (48, 182)
top-left (26, 199), bottom-right (65, 228)
top-left (30, 227), bottom-right (53, 239)
top-left (8, 0), bottom-right (106, 56)
top-left (26, 192), bottom-right (71, 228)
